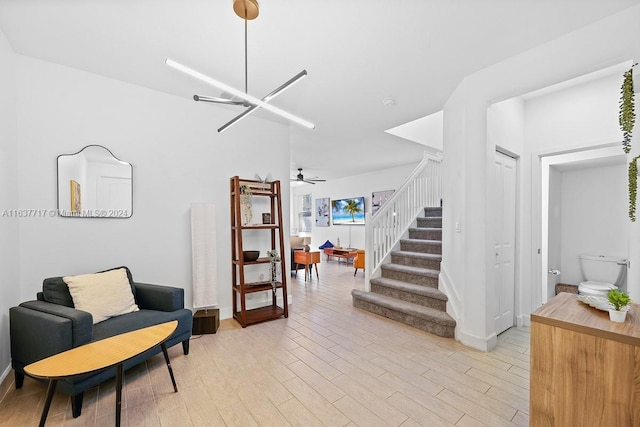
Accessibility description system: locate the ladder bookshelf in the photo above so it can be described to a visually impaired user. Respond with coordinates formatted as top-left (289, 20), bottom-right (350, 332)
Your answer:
top-left (230, 176), bottom-right (288, 327)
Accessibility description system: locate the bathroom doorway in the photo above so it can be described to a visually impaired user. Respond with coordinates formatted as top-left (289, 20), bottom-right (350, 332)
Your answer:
top-left (539, 144), bottom-right (628, 303)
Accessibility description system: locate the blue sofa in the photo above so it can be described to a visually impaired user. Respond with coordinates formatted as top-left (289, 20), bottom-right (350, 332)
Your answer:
top-left (9, 267), bottom-right (192, 418)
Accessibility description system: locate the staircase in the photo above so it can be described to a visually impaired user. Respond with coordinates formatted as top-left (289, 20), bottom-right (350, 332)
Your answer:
top-left (351, 207), bottom-right (455, 338)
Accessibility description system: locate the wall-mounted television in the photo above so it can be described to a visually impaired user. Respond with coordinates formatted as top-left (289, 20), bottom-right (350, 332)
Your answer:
top-left (331, 196), bottom-right (365, 225)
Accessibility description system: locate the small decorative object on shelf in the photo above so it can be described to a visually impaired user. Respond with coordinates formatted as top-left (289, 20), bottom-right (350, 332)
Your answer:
top-left (262, 212), bottom-right (271, 224)
top-left (240, 184), bottom-right (253, 225)
top-left (607, 288), bottom-right (631, 322)
top-left (243, 250), bottom-right (260, 262)
top-left (267, 249), bottom-right (281, 292)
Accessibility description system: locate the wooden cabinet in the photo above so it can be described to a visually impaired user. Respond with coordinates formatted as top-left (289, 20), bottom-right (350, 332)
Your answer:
top-left (230, 176), bottom-right (288, 327)
top-left (530, 292), bottom-right (640, 426)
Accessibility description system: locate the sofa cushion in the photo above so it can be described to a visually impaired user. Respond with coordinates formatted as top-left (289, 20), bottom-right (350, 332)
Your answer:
top-left (63, 268), bottom-right (139, 324)
top-left (42, 276), bottom-right (75, 307)
top-left (290, 235), bottom-right (305, 248)
top-left (43, 266), bottom-right (136, 307)
top-left (92, 308), bottom-right (193, 342)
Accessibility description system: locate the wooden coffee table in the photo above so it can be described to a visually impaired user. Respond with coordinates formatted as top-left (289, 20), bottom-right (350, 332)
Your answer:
top-left (25, 321), bottom-right (179, 427)
top-left (323, 248), bottom-right (358, 264)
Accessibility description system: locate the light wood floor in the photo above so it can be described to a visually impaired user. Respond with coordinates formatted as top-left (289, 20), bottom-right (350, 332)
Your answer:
top-left (0, 261), bottom-right (530, 426)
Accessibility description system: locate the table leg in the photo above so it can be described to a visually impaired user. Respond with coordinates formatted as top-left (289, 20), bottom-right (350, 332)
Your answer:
top-left (38, 379), bottom-right (57, 427)
top-left (314, 263), bottom-right (319, 280)
top-left (161, 342), bottom-right (178, 392)
top-left (294, 263), bottom-right (298, 278)
top-left (115, 363), bottom-right (123, 427)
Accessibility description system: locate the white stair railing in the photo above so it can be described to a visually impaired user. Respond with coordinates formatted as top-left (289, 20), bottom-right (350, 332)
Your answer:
top-left (365, 152), bottom-right (442, 290)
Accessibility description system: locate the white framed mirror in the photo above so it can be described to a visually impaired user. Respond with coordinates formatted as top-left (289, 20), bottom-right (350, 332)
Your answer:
top-left (57, 145), bottom-right (133, 218)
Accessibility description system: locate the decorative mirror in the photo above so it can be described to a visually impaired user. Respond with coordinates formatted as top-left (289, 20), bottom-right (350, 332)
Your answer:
top-left (57, 145), bottom-right (133, 218)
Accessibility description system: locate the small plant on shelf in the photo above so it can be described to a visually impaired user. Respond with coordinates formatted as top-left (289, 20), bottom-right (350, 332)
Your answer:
top-left (267, 250), bottom-right (281, 292)
top-left (607, 288), bottom-right (631, 323)
top-left (607, 288), bottom-right (630, 311)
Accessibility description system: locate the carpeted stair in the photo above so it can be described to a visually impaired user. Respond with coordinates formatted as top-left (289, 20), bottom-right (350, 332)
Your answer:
top-left (352, 207), bottom-right (455, 338)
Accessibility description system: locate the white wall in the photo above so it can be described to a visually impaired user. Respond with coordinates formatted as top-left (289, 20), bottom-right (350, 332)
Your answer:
top-left (0, 27), bottom-right (19, 385)
top-left (547, 166), bottom-right (563, 300)
top-left (442, 5), bottom-right (640, 351)
top-left (12, 55), bottom-right (291, 331)
top-left (525, 74), bottom-right (621, 150)
top-left (488, 98), bottom-right (525, 155)
top-left (290, 163), bottom-right (417, 251)
top-left (487, 98), bottom-right (527, 323)
top-left (559, 164), bottom-right (628, 285)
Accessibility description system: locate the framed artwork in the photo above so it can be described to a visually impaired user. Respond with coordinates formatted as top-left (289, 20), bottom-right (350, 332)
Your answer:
top-left (70, 180), bottom-right (82, 214)
top-left (372, 189), bottom-right (395, 214)
top-left (299, 194), bottom-right (312, 232)
top-left (332, 196), bottom-right (365, 225)
top-left (315, 197), bottom-right (330, 227)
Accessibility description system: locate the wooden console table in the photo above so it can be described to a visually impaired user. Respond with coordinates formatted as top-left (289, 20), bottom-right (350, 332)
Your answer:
top-left (323, 248), bottom-right (358, 264)
top-left (530, 293), bottom-right (640, 426)
top-left (294, 250), bottom-right (320, 281)
top-left (25, 321), bottom-right (179, 427)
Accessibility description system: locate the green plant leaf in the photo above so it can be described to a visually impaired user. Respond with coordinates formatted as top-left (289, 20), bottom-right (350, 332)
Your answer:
top-left (620, 67), bottom-right (635, 154)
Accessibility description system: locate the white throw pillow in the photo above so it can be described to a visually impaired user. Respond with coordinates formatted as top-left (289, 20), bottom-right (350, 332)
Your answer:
top-left (64, 268), bottom-right (139, 324)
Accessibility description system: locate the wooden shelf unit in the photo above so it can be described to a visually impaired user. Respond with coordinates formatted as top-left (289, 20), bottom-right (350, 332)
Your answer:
top-left (230, 176), bottom-right (288, 327)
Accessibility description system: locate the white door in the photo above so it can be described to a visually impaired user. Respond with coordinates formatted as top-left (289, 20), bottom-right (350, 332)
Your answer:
top-left (494, 151), bottom-right (517, 334)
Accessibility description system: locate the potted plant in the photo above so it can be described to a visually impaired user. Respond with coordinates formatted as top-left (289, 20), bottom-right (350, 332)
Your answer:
top-left (607, 288), bottom-right (631, 322)
top-left (619, 65), bottom-right (640, 221)
top-left (267, 249), bottom-right (281, 293)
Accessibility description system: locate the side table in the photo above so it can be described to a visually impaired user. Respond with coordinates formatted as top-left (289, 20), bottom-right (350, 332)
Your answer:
top-left (294, 250), bottom-right (320, 281)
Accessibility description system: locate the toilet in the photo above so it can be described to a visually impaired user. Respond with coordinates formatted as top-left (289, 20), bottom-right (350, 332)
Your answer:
top-left (578, 254), bottom-right (628, 297)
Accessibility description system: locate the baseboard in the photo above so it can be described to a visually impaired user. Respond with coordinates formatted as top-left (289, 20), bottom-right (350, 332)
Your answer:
top-left (0, 364), bottom-right (13, 404)
top-left (457, 329), bottom-right (498, 352)
top-left (438, 264), bottom-right (461, 321)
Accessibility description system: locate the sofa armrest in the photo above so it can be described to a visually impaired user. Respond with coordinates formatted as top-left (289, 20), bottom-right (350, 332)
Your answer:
top-left (10, 301), bottom-right (93, 367)
top-left (134, 282), bottom-right (185, 312)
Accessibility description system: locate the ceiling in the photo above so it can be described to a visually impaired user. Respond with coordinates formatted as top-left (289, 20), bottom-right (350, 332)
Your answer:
top-left (1, 0), bottom-right (638, 182)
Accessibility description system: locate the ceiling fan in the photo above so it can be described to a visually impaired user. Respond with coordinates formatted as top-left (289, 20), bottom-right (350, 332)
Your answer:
top-left (165, 0), bottom-right (314, 133)
top-left (292, 168), bottom-right (326, 185)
